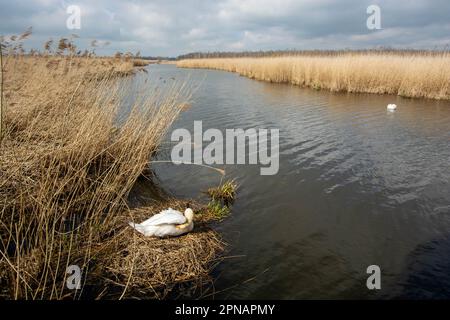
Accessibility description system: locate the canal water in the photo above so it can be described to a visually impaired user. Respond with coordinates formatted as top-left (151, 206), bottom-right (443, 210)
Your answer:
top-left (142, 64), bottom-right (450, 299)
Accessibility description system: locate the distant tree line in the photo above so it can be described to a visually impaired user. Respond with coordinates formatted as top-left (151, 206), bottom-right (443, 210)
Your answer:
top-left (141, 56), bottom-right (177, 61)
top-left (177, 47), bottom-right (450, 59)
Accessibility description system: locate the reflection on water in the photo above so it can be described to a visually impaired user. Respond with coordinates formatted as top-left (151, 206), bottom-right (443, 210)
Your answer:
top-left (143, 64), bottom-right (450, 299)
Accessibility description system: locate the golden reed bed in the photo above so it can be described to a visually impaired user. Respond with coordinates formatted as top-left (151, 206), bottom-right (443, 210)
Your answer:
top-left (177, 54), bottom-right (450, 100)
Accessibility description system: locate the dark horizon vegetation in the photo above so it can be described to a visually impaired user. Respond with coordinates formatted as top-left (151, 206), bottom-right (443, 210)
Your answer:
top-left (3, 30), bottom-right (449, 62)
top-left (176, 47), bottom-right (450, 60)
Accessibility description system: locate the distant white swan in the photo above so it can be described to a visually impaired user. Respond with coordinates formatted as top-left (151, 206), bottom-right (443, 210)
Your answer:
top-left (129, 208), bottom-right (194, 238)
top-left (387, 104), bottom-right (397, 111)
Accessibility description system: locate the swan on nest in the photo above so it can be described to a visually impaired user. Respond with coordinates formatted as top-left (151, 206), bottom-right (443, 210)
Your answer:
top-left (129, 208), bottom-right (194, 238)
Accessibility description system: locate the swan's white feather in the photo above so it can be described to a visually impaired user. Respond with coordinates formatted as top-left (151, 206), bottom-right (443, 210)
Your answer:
top-left (137, 208), bottom-right (186, 227)
top-left (129, 208), bottom-right (194, 237)
top-left (128, 220), bottom-right (193, 237)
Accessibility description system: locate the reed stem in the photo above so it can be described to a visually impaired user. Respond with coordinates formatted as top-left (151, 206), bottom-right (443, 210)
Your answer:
top-left (0, 43), bottom-right (3, 143)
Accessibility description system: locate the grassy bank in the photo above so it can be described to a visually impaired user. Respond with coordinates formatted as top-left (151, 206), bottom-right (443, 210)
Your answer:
top-left (0, 42), bottom-right (225, 299)
top-left (177, 53), bottom-right (450, 100)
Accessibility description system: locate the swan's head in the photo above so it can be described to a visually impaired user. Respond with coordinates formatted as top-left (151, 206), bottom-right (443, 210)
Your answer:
top-left (184, 208), bottom-right (194, 222)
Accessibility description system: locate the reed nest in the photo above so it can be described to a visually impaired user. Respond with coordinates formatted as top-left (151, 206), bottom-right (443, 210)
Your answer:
top-left (101, 200), bottom-right (225, 299)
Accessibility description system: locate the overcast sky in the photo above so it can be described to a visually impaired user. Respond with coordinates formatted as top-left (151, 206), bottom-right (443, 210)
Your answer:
top-left (1, 0), bottom-right (449, 56)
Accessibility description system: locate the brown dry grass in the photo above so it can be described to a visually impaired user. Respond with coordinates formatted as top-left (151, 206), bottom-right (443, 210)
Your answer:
top-left (177, 53), bottom-right (450, 100)
top-left (132, 58), bottom-right (153, 67)
top-left (0, 52), bottom-right (223, 300)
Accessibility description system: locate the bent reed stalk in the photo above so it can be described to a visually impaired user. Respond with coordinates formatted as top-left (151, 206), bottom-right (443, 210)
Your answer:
top-left (0, 50), bottom-right (223, 299)
top-left (177, 53), bottom-right (450, 100)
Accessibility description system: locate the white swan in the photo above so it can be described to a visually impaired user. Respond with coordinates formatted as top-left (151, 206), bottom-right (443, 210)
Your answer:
top-left (387, 103), bottom-right (397, 111)
top-left (129, 208), bottom-right (194, 238)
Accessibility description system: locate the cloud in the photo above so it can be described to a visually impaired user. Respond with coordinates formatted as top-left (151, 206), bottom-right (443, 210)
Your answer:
top-left (0, 0), bottom-right (449, 56)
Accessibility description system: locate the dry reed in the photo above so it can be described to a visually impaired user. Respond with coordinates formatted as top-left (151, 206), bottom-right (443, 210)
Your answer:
top-left (0, 48), bottom-right (223, 299)
top-left (177, 53), bottom-right (450, 100)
